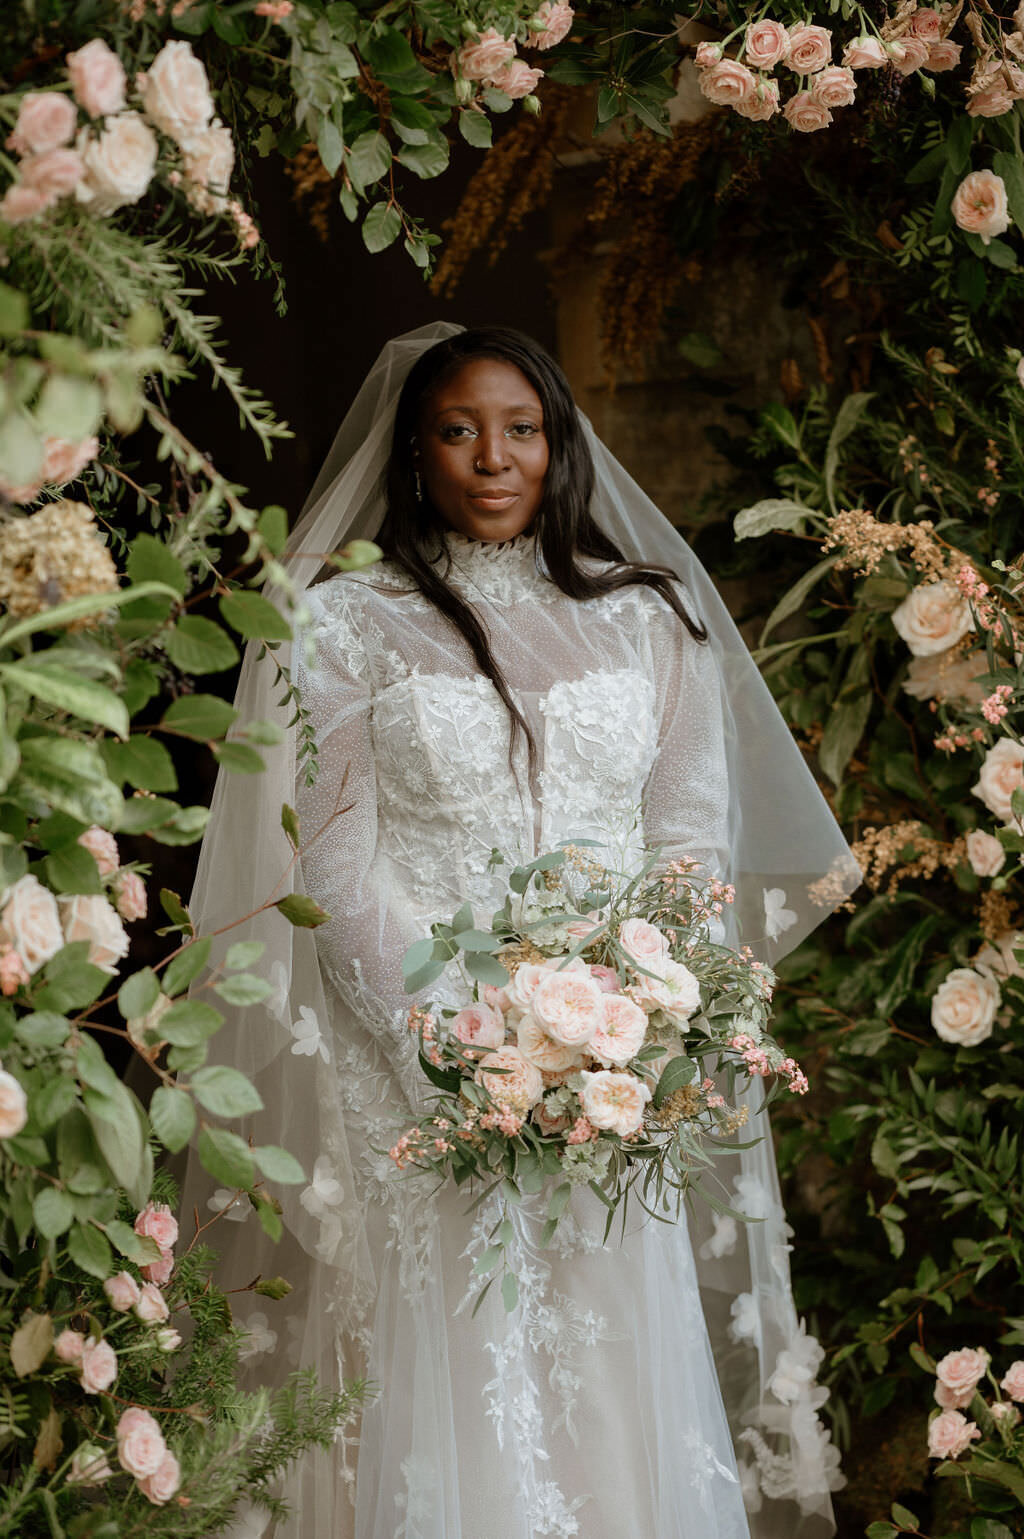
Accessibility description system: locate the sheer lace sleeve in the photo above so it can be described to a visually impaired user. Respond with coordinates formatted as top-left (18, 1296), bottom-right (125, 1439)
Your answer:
top-left (641, 588), bottom-right (731, 882)
top-left (294, 582), bottom-right (415, 1042)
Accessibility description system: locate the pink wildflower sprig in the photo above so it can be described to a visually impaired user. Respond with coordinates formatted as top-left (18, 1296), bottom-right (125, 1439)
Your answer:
top-left (982, 685), bottom-right (1014, 725)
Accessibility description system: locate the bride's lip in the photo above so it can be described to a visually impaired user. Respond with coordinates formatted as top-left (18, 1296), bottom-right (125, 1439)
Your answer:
top-left (469, 490), bottom-right (519, 507)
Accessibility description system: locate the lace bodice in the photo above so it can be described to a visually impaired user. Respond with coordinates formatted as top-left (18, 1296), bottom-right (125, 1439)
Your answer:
top-left (296, 532), bottom-right (729, 1036)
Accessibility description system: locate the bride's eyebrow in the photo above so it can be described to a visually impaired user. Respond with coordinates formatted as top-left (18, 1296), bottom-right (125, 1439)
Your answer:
top-left (434, 403), bottom-right (542, 416)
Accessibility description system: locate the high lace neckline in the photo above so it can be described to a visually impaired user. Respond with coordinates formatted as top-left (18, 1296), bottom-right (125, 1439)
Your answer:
top-left (439, 528), bottom-right (548, 603)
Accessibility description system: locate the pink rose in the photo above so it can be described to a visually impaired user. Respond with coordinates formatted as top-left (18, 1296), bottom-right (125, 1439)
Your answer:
top-left (966, 829), bottom-right (1006, 878)
top-left (1001, 1361), bottom-right (1024, 1401)
top-left (141, 1248), bottom-right (174, 1287)
top-left (926, 39), bottom-right (962, 70)
top-left (967, 81), bottom-right (1016, 116)
top-left (618, 918), bottom-right (670, 969)
top-left (891, 34), bottom-right (931, 74)
top-left (810, 65), bottom-right (856, 108)
top-left (138, 39), bottom-right (213, 148)
top-left (482, 983), bottom-right (511, 1013)
top-left (451, 1003), bottom-right (506, 1051)
top-left (927, 1409), bottom-right (981, 1459)
top-left (78, 826), bottom-right (120, 876)
top-left (182, 119), bottom-right (234, 214)
top-left (115, 870), bottom-right (147, 923)
top-left (579, 1069), bottom-right (651, 1136)
top-left (991, 1400), bottom-right (1021, 1426)
top-left (516, 1011), bottom-right (584, 1074)
top-left (67, 39), bottom-right (127, 118)
top-left (487, 60), bottom-right (544, 98)
top-left (973, 736), bottom-right (1024, 822)
top-left (0, 951), bottom-right (30, 996)
top-left (9, 92), bottom-right (77, 154)
top-left (103, 1271), bottom-right (142, 1313)
top-left (474, 1044), bottom-right (544, 1112)
top-left (908, 8), bottom-right (943, 42)
top-left (786, 24), bottom-right (832, 73)
top-left (588, 964), bottom-right (621, 993)
top-left (1, 874), bottom-right (63, 973)
top-left (68, 1442), bottom-right (114, 1485)
top-left (155, 1326), bottom-right (182, 1353)
top-left (138, 1449), bottom-right (181, 1506)
top-left (745, 19), bottom-right (790, 68)
top-left (133, 1282), bottom-right (169, 1324)
top-left (451, 28), bottom-right (517, 82)
top-left (37, 434), bottom-right (98, 486)
top-left (783, 91), bottom-right (833, 131)
top-left (116, 1407), bottom-right (167, 1478)
top-left (931, 967), bottom-right (999, 1046)
top-left (935, 1379), bottom-right (973, 1410)
top-left (694, 42), bottom-right (724, 67)
top-left (566, 911), bottom-right (603, 943)
top-left (0, 1067), bottom-right (28, 1137)
top-left (79, 1336), bottom-right (117, 1395)
top-left (0, 183), bottom-right (52, 224)
top-left (936, 1347), bottom-right (990, 1398)
top-left (527, 1), bottom-right (574, 50)
top-left (21, 148), bottom-right (83, 199)
top-left (531, 969), bottom-right (604, 1047)
top-left (134, 1202), bottom-right (179, 1252)
top-left (842, 36), bottom-right (887, 68)
top-left (734, 77), bottom-right (781, 119)
top-left (697, 58), bottom-right (758, 107)
top-left (590, 993), bottom-right (648, 1067)
top-left (59, 894), bottom-right (130, 974)
top-left (55, 1328), bottom-right (85, 1363)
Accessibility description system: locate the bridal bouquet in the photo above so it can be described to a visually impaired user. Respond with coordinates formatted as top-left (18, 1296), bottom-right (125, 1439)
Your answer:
top-left (389, 845), bottom-right (806, 1306)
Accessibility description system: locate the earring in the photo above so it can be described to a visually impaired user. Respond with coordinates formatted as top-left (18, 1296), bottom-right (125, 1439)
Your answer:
top-left (414, 468), bottom-right (424, 502)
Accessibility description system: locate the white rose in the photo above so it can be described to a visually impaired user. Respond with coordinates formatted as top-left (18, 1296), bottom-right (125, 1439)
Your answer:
top-left (966, 829), bottom-right (1006, 878)
top-left (516, 1011), bottom-right (584, 1074)
top-left (59, 894), bottom-right (131, 974)
top-left (972, 737), bottom-right (1024, 823)
top-left (182, 118), bottom-right (234, 213)
top-left (474, 1045), bottom-right (544, 1113)
top-left (1, 873), bottom-right (64, 973)
top-left (891, 581), bottom-right (974, 657)
top-left (903, 649), bottom-right (987, 705)
top-left (630, 958), bottom-right (701, 1023)
top-left (975, 930), bottom-right (1024, 982)
top-left (138, 39), bottom-right (213, 149)
top-left (578, 1069), bottom-right (651, 1136)
top-left (0, 1068), bottom-right (29, 1139)
top-left (77, 112), bottom-right (157, 216)
top-left (930, 967), bottom-right (999, 1046)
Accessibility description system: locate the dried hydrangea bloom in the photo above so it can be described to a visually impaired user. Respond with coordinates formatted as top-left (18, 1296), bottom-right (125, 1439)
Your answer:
top-left (0, 498), bottom-right (119, 626)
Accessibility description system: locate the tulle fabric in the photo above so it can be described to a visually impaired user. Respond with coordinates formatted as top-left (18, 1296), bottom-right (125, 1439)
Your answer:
top-left (181, 324), bottom-right (859, 1539)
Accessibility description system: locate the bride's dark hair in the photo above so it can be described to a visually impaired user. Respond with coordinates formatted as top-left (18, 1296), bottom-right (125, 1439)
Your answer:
top-left (376, 326), bottom-right (707, 772)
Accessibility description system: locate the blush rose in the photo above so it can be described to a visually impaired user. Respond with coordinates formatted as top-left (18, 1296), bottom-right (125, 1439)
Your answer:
top-left (966, 829), bottom-right (1006, 878)
top-left (59, 894), bottom-right (131, 974)
top-left (77, 111), bottom-right (158, 217)
top-left (516, 1011), bottom-right (584, 1073)
top-left (0, 1068), bottom-right (28, 1139)
top-left (475, 1044), bottom-right (544, 1112)
top-left (103, 1271), bottom-right (142, 1312)
top-left (744, 20), bottom-right (790, 68)
top-left (786, 24), bottom-right (832, 72)
top-left (927, 39), bottom-right (962, 70)
top-left (972, 737), bottom-right (1024, 823)
top-left (783, 92), bottom-right (832, 131)
top-left (1000, 1361), bottom-right (1024, 1401)
top-left (891, 34), bottom-right (931, 73)
top-left (9, 92), bottom-right (78, 155)
top-left (734, 78), bottom-right (781, 120)
top-left (697, 58), bottom-right (757, 107)
top-left (579, 1069), bottom-right (651, 1136)
top-left (936, 1347), bottom-right (990, 1399)
top-left (590, 993), bottom-right (648, 1066)
top-left (930, 967), bottom-right (1000, 1046)
top-left (78, 825), bottom-right (119, 876)
top-left (451, 29), bottom-right (517, 82)
top-left (891, 580), bottom-right (974, 656)
top-left (927, 1409), bottom-right (981, 1459)
top-left (810, 66), bottom-right (856, 107)
top-left (116, 1407), bottom-right (167, 1479)
top-left (842, 36), bottom-right (887, 68)
top-left (530, 970), bottom-right (604, 1047)
top-left (67, 38), bottom-right (127, 118)
top-left (138, 1449), bottom-right (181, 1505)
top-left (1, 874), bottom-right (63, 974)
top-left (951, 170), bottom-right (1011, 246)
top-left (487, 60), bottom-right (544, 99)
top-left (527, 1), bottom-right (575, 50)
top-left (451, 1003), bottom-right (506, 1051)
top-left (138, 39), bottom-right (214, 148)
top-left (79, 1337), bottom-right (117, 1395)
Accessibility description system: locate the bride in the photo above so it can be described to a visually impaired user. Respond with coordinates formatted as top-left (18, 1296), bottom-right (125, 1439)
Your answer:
top-left (186, 323), bottom-right (860, 1539)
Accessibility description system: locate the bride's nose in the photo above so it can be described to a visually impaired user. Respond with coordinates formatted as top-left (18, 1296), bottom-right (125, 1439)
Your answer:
top-left (472, 427), bottom-right (511, 474)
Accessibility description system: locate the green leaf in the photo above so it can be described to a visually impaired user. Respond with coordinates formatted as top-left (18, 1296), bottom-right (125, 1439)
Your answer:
top-left (0, 663), bottom-right (128, 738)
top-left (199, 1125), bottom-right (255, 1189)
top-left (391, 95), bottom-right (435, 144)
top-left (159, 998), bottom-right (222, 1046)
top-left (226, 940), bottom-right (265, 970)
top-left (101, 735), bottom-right (178, 793)
top-left (10, 1311), bottom-right (53, 1377)
top-left (162, 936), bottom-right (212, 997)
top-left (105, 1218), bottom-right (160, 1263)
top-left (218, 590), bottom-right (292, 642)
top-left (824, 392), bottom-right (874, 515)
top-left (891, 1505), bottom-right (920, 1529)
top-left (362, 202), bottom-right (402, 254)
top-left (214, 973), bottom-right (272, 1005)
top-left (160, 694), bottom-right (238, 741)
top-left (906, 142), bottom-right (948, 185)
top-left (398, 139), bottom-right (450, 180)
top-left (875, 916), bottom-right (943, 1016)
top-left (165, 617), bottom-right (239, 675)
top-left (37, 945), bottom-right (108, 1012)
top-left (16, 1011), bottom-right (70, 1049)
top-left (983, 236), bottom-right (1018, 271)
top-left (34, 375), bottom-right (103, 440)
top-left (257, 504), bottom-right (288, 555)
top-left (317, 115), bottom-right (344, 177)
top-left (33, 1187), bottom-right (74, 1239)
top-left (275, 894), bottom-right (330, 928)
top-left (32, 1075), bottom-right (76, 1129)
top-left (501, 1271), bottom-right (519, 1312)
top-left (253, 1144), bottom-right (305, 1184)
top-left (67, 1222), bottom-right (113, 1280)
top-left (0, 281), bottom-right (29, 336)
top-left (43, 842), bottom-right (103, 896)
top-left (149, 1085), bottom-right (196, 1153)
top-left (83, 1082), bottom-right (147, 1200)
top-left (734, 498), bottom-right (813, 541)
top-left (819, 692), bottom-right (872, 786)
top-left (348, 130), bottom-right (392, 189)
top-left (212, 741), bottom-right (267, 774)
top-left (160, 889), bottom-right (193, 933)
top-left (994, 149), bottom-right (1024, 236)
top-left (465, 951), bottom-right (511, 987)
top-left (458, 109), bottom-right (493, 148)
top-left (117, 967), bottom-right (160, 1021)
top-left (126, 533), bottom-right (187, 596)
top-left (760, 556), bottom-right (840, 647)
top-left (363, 26), bottom-right (418, 78)
top-left (865, 1523), bottom-right (898, 1538)
top-left (653, 1055), bottom-right (697, 1108)
top-left (191, 1065), bottom-right (263, 1117)
top-left (946, 113), bottom-right (975, 175)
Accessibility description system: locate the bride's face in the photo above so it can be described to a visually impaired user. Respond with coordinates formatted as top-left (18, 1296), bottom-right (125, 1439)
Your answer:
top-left (415, 356), bottom-right (549, 543)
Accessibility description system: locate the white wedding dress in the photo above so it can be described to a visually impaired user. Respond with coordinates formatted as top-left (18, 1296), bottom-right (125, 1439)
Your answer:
top-left (241, 530), bottom-right (843, 1539)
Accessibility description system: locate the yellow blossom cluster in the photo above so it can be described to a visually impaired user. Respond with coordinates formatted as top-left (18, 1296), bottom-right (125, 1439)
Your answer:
top-left (0, 499), bottom-right (119, 626)
top-left (849, 821), bottom-right (966, 895)
top-left (822, 508), bottom-right (957, 581)
top-left (648, 1082), bottom-right (703, 1128)
top-left (497, 938), bottom-right (548, 975)
top-left (978, 889), bottom-right (1019, 944)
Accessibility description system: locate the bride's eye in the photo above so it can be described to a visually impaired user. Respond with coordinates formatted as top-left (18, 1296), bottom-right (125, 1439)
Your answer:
top-left (507, 422), bottom-right (541, 438)
top-left (439, 423), bottom-right (477, 441)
